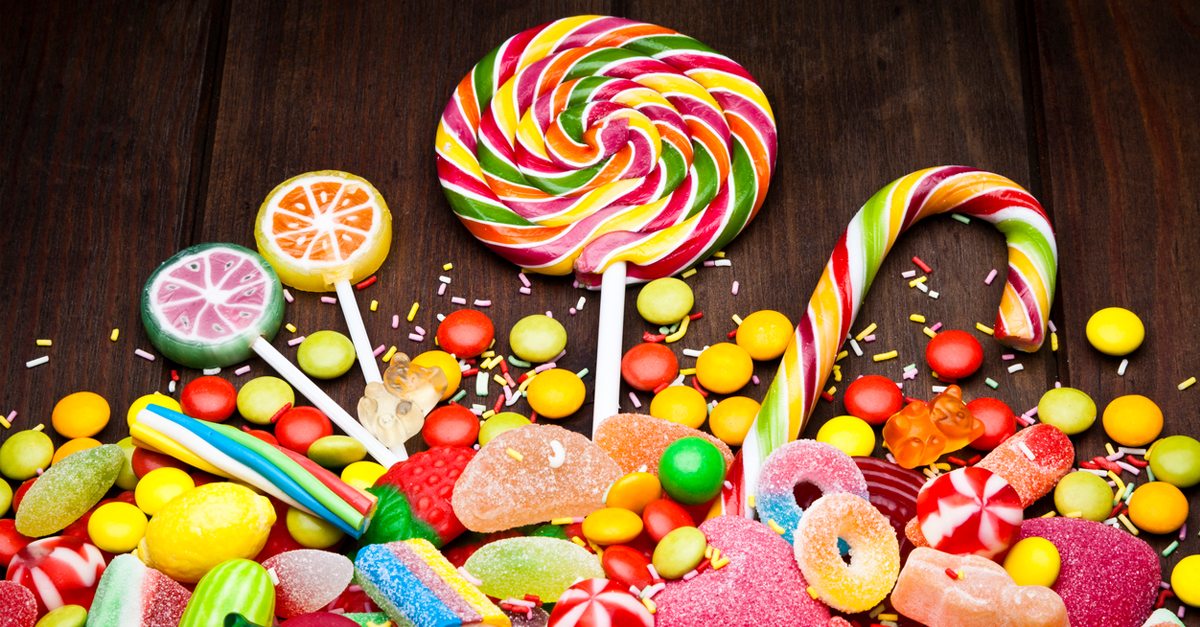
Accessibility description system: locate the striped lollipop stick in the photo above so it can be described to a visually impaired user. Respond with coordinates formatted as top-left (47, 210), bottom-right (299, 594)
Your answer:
top-left (733, 166), bottom-right (1058, 516)
top-left (437, 15), bottom-right (777, 432)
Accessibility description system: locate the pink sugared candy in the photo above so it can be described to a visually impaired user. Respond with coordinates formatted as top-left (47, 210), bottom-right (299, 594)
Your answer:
top-left (5, 536), bottom-right (106, 613)
top-left (87, 554), bottom-right (190, 627)
top-left (916, 467), bottom-right (1022, 558)
top-left (263, 549), bottom-right (354, 619)
top-left (755, 440), bottom-right (868, 545)
top-left (891, 546), bottom-right (1068, 627)
top-left (0, 580), bottom-right (37, 627)
top-left (1020, 517), bottom-right (1159, 627)
top-left (548, 578), bottom-right (653, 627)
top-left (977, 423), bottom-right (1074, 507)
top-left (655, 515), bottom-right (837, 627)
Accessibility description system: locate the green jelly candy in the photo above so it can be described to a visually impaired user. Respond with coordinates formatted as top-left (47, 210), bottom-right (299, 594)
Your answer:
top-left (307, 435), bottom-right (367, 468)
top-left (179, 559), bottom-right (275, 627)
top-left (0, 430), bottom-right (55, 480)
top-left (16, 444), bottom-right (122, 537)
top-left (463, 536), bottom-right (603, 603)
top-left (34, 604), bottom-right (87, 627)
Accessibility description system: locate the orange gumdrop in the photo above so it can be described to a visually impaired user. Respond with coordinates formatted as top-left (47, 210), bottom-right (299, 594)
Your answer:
top-left (883, 400), bottom-right (947, 469)
top-left (928, 385), bottom-right (984, 453)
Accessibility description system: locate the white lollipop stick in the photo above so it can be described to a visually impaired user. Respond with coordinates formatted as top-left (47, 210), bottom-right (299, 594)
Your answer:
top-left (251, 336), bottom-right (401, 465)
top-left (592, 261), bottom-right (626, 436)
top-left (335, 279), bottom-right (382, 385)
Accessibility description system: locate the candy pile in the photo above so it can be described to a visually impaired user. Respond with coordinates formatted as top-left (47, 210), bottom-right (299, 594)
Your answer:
top-left (3, 14), bottom-right (1199, 627)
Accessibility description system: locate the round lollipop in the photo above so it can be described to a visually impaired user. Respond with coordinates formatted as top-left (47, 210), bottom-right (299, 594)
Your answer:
top-left (732, 167), bottom-right (1057, 516)
top-left (437, 15), bottom-right (778, 429)
top-left (255, 170), bottom-right (393, 384)
top-left (142, 243), bottom-right (399, 465)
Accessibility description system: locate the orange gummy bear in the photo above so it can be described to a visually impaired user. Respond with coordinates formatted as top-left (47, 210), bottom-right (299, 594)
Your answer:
top-left (882, 386), bottom-right (983, 469)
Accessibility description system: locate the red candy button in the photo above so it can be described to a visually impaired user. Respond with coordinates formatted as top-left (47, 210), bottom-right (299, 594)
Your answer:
top-left (422, 404), bottom-right (481, 448)
top-left (620, 343), bottom-right (679, 392)
top-left (844, 374), bottom-right (905, 425)
top-left (601, 544), bottom-right (655, 589)
top-left (966, 397), bottom-right (1016, 450)
top-left (180, 375), bottom-right (238, 422)
top-left (925, 329), bottom-right (984, 380)
top-left (275, 406), bottom-right (333, 454)
top-left (436, 309), bottom-right (494, 358)
top-left (641, 498), bottom-right (693, 542)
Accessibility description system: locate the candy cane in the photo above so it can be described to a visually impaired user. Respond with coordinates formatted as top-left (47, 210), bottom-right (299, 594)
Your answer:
top-left (735, 166), bottom-right (1057, 515)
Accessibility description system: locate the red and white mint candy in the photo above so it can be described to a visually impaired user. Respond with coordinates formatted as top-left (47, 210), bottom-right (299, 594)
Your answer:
top-left (5, 536), bottom-right (107, 613)
top-left (548, 578), bottom-right (653, 627)
top-left (916, 466), bottom-right (1023, 559)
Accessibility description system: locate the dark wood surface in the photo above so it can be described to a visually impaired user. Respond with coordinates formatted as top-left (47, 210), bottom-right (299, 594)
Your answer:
top-left (3, 0), bottom-right (1198, 622)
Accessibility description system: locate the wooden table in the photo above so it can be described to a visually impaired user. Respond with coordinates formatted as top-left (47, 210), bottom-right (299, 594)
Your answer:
top-left (3, 1), bottom-right (1198, 622)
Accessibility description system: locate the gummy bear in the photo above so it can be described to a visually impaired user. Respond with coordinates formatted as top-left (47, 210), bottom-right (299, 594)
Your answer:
top-left (882, 386), bottom-right (982, 469)
top-left (357, 353), bottom-right (447, 449)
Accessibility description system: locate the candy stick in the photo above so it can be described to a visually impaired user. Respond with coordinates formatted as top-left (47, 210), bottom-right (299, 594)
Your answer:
top-left (735, 167), bottom-right (1057, 516)
top-left (436, 16), bottom-right (777, 434)
top-left (335, 279), bottom-right (382, 384)
top-left (252, 336), bottom-right (401, 465)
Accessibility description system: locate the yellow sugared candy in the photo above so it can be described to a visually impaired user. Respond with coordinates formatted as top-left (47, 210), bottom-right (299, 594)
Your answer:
top-left (87, 501), bottom-right (148, 553)
top-left (815, 415), bottom-right (876, 457)
top-left (582, 507), bottom-right (644, 545)
top-left (52, 391), bottom-right (111, 439)
top-left (134, 467), bottom-right (195, 516)
top-left (1128, 481), bottom-right (1188, 534)
top-left (126, 392), bottom-right (181, 427)
top-left (605, 472), bottom-right (662, 514)
top-left (735, 310), bottom-right (793, 360)
top-left (526, 368), bottom-right (586, 419)
top-left (1002, 537), bottom-right (1061, 587)
top-left (412, 350), bottom-right (462, 401)
top-left (1172, 554), bottom-right (1200, 607)
top-left (1102, 394), bottom-right (1163, 447)
top-left (1085, 306), bottom-right (1145, 356)
top-left (695, 343), bottom-right (753, 394)
top-left (709, 396), bottom-right (760, 446)
top-left (341, 461), bottom-right (387, 492)
top-left (52, 438), bottom-right (102, 465)
top-left (649, 385), bottom-right (708, 429)
top-left (286, 506), bottom-right (344, 549)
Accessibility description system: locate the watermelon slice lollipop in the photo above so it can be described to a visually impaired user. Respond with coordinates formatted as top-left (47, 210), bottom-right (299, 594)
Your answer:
top-left (255, 171), bottom-right (392, 385)
top-left (142, 243), bottom-right (401, 466)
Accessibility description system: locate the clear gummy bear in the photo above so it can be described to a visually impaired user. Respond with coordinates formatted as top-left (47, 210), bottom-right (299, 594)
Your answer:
top-left (357, 353), bottom-right (447, 449)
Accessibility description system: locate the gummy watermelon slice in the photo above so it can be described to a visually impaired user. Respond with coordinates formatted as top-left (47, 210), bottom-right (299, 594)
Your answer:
top-left (141, 243), bottom-right (284, 368)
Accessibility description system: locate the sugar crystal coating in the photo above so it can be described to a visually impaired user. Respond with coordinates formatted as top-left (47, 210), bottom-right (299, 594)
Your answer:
top-left (87, 554), bottom-right (190, 627)
top-left (15, 444), bottom-right (123, 537)
top-left (594, 414), bottom-right (733, 475)
top-left (793, 493), bottom-right (899, 613)
top-left (755, 440), bottom-right (868, 544)
top-left (0, 580), bottom-right (37, 627)
top-left (977, 423), bottom-right (1074, 507)
top-left (263, 549), bottom-right (354, 618)
top-left (463, 537), bottom-right (603, 603)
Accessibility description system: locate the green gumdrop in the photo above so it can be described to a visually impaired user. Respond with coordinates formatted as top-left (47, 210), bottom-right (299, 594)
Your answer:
top-left (34, 604), bottom-right (88, 627)
top-left (179, 559), bottom-right (275, 627)
top-left (463, 537), bottom-right (603, 603)
top-left (15, 444), bottom-right (123, 537)
top-left (114, 437), bottom-right (139, 491)
top-left (0, 430), bottom-right (55, 480)
top-left (361, 485), bottom-right (440, 547)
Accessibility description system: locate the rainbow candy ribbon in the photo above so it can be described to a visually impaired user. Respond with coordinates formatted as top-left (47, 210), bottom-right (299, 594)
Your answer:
top-left (737, 166), bottom-right (1057, 515)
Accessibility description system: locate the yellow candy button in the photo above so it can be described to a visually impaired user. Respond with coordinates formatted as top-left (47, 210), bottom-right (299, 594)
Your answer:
top-left (649, 386), bottom-right (708, 429)
top-left (341, 461), bottom-right (387, 492)
top-left (695, 343), bottom-right (753, 394)
top-left (606, 472), bottom-right (662, 514)
top-left (735, 310), bottom-right (793, 360)
top-left (87, 501), bottom-right (148, 553)
top-left (526, 368), bottom-right (586, 419)
top-left (709, 396), bottom-right (760, 446)
top-left (1172, 554), bottom-right (1200, 607)
top-left (582, 507), bottom-right (644, 545)
top-left (816, 415), bottom-right (876, 457)
top-left (1085, 307), bottom-right (1145, 356)
top-left (1102, 394), bottom-right (1163, 447)
top-left (1128, 481), bottom-right (1188, 534)
top-left (134, 467), bottom-right (195, 516)
top-left (1002, 537), bottom-right (1061, 587)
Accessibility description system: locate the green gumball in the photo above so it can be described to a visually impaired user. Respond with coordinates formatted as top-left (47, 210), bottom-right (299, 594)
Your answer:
top-left (658, 437), bottom-right (726, 504)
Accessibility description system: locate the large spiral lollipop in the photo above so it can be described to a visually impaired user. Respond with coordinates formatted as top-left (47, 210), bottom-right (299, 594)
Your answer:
top-left (437, 15), bottom-right (777, 429)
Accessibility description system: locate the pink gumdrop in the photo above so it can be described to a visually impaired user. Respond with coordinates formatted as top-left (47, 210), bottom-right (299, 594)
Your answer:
top-left (6, 536), bottom-right (106, 613)
top-left (549, 578), bottom-right (653, 627)
top-left (916, 467), bottom-right (1022, 558)
top-left (263, 549), bottom-right (354, 618)
top-left (0, 580), bottom-right (38, 627)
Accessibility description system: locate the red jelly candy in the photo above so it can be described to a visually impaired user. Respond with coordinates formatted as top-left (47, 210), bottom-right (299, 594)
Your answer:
top-left (925, 329), bottom-right (984, 380)
top-left (967, 397), bottom-right (1016, 450)
top-left (641, 498), bottom-right (693, 542)
top-left (844, 374), bottom-right (905, 425)
top-left (0, 580), bottom-right (36, 627)
top-left (422, 404), bottom-right (481, 448)
top-left (436, 310), bottom-right (495, 358)
top-left (601, 544), bottom-right (655, 589)
top-left (621, 343), bottom-right (679, 392)
top-left (275, 406), bottom-right (333, 454)
top-left (180, 375), bottom-right (237, 422)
